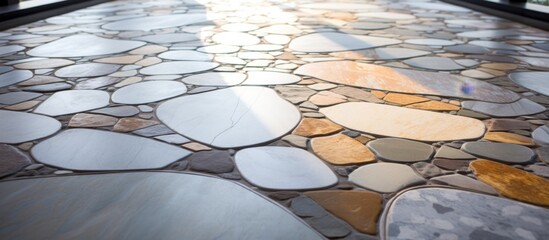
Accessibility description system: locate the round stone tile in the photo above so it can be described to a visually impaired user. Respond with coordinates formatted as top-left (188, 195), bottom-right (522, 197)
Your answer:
top-left (0, 110), bottom-right (61, 144)
top-left (140, 61), bottom-right (219, 75)
top-left (27, 35), bottom-right (145, 57)
top-left (349, 163), bottom-right (425, 193)
top-left (461, 142), bottom-right (535, 164)
top-left (102, 14), bottom-right (214, 31)
top-left (111, 81), bottom-right (187, 104)
top-left (509, 72), bottom-right (549, 97)
top-left (0, 70), bottom-right (33, 88)
top-left (211, 32), bottom-right (261, 46)
top-left (182, 72), bottom-right (246, 86)
top-left (367, 138), bottom-right (435, 163)
top-left (158, 50), bottom-right (213, 61)
top-left (55, 63), bottom-right (121, 78)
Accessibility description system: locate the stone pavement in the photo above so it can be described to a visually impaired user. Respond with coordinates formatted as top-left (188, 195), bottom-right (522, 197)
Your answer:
top-left (1, 0), bottom-right (549, 239)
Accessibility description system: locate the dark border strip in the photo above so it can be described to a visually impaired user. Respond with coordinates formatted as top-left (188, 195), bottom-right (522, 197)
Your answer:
top-left (0, 0), bottom-right (109, 31)
top-left (441, 0), bottom-right (549, 31)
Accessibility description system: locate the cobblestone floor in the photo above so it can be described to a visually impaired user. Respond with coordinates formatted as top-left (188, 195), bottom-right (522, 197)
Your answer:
top-left (0, 0), bottom-right (548, 239)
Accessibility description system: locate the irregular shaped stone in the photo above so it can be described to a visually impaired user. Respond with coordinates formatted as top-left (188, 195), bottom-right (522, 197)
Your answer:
top-left (484, 119), bottom-right (532, 131)
top-left (0, 70), bottom-right (33, 88)
top-left (471, 160), bottom-right (549, 206)
top-left (242, 72), bottom-right (301, 85)
top-left (21, 82), bottom-right (72, 92)
top-left (0, 144), bottom-right (32, 177)
top-left (528, 165), bottom-right (549, 178)
top-left (513, 56), bottom-right (549, 68)
top-left (74, 76), bottom-right (119, 90)
top-left (309, 91), bottom-right (346, 106)
top-left (212, 32), bottom-right (260, 46)
top-left (431, 174), bottom-right (497, 195)
top-left (157, 86), bottom-right (300, 148)
top-left (91, 106), bottom-right (139, 117)
top-left (383, 93), bottom-right (428, 105)
top-left (95, 55), bottom-right (143, 64)
top-left (55, 63), bottom-right (120, 78)
top-left (0, 110), bottom-right (60, 144)
top-left (407, 101), bottom-right (460, 111)
top-left (235, 147), bottom-right (337, 190)
top-left (112, 81), bottom-right (187, 104)
top-left (0, 172), bottom-right (323, 239)
top-left (291, 195), bottom-right (327, 218)
top-left (332, 47), bottom-right (429, 61)
top-left (32, 129), bottom-right (189, 171)
top-left (14, 59), bottom-right (74, 69)
top-left (197, 45), bottom-right (240, 54)
top-left (188, 150), bottom-right (233, 174)
top-left (349, 163), bottom-right (425, 193)
top-left (154, 134), bottom-right (190, 145)
top-left (130, 45), bottom-right (168, 55)
top-left (311, 134), bottom-right (375, 165)
top-left (462, 98), bottom-right (546, 117)
top-left (404, 57), bottom-right (465, 71)
top-left (34, 90), bottom-right (110, 116)
top-left (434, 145), bottom-right (476, 160)
top-left (132, 125), bottom-right (174, 137)
top-left (411, 162), bottom-right (444, 179)
top-left (282, 134), bottom-right (308, 148)
top-left (446, 44), bottom-right (489, 54)
top-left (532, 125), bottom-right (549, 146)
top-left (181, 142), bottom-right (211, 151)
top-left (140, 61), bottom-right (219, 75)
top-left (301, 3), bottom-right (379, 11)
top-left (27, 35), bottom-right (145, 57)
top-left (432, 158), bottom-right (471, 171)
top-left (484, 132), bottom-right (535, 146)
top-left (470, 40), bottom-right (525, 51)
top-left (295, 61), bottom-right (519, 103)
top-left (182, 72), bottom-right (246, 86)
top-left (509, 72), bottom-right (549, 97)
top-left (367, 138), bottom-right (435, 163)
top-left (305, 190), bottom-right (382, 234)
top-left (0, 45), bottom-right (24, 56)
top-left (289, 32), bottom-right (400, 53)
top-left (113, 118), bottom-right (158, 132)
top-left (293, 118), bottom-right (342, 137)
top-left (405, 2), bottom-right (470, 12)
top-left (102, 14), bottom-right (214, 31)
top-left (68, 113), bottom-right (117, 127)
top-left (3, 100), bottom-right (40, 111)
top-left (321, 102), bottom-right (485, 142)
top-left (331, 86), bottom-right (383, 103)
top-left (134, 33), bottom-right (198, 44)
top-left (461, 142), bottom-right (535, 164)
top-left (382, 187), bottom-right (549, 240)
top-left (0, 92), bottom-right (41, 105)
top-left (158, 51), bottom-right (212, 61)
top-left (17, 75), bottom-right (64, 86)
top-left (307, 214), bottom-right (351, 238)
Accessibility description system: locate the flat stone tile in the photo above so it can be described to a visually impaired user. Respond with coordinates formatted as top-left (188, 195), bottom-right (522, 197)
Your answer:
top-left (404, 38), bottom-right (456, 46)
top-left (289, 32), bottom-right (401, 53)
top-left (330, 48), bottom-right (430, 60)
top-left (158, 50), bottom-right (213, 61)
top-left (311, 134), bottom-right (375, 165)
top-left (461, 141), bottom-right (535, 164)
top-left (182, 72), bottom-right (246, 86)
top-left (112, 81), bottom-right (187, 104)
top-left (91, 106), bottom-right (139, 117)
top-left (367, 138), bottom-right (435, 163)
top-left (293, 118), bottom-right (343, 137)
top-left (34, 90), bottom-right (110, 116)
top-left (212, 32), bottom-right (261, 46)
top-left (0, 70), bottom-right (33, 88)
top-left (0, 144), bottom-right (32, 177)
top-left (134, 33), bottom-right (198, 44)
top-left (434, 145), bottom-right (476, 160)
top-left (27, 34), bottom-right (145, 57)
top-left (0, 92), bottom-right (42, 105)
top-left (483, 132), bottom-right (535, 146)
top-left (55, 63), bottom-right (121, 78)
top-left (509, 72), bottom-right (549, 97)
top-left (462, 98), bottom-right (546, 117)
top-left (0, 45), bottom-right (25, 56)
top-left (102, 14), bottom-right (214, 31)
top-left (0, 110), bottom-right (61, 144)
top-left (404, 57), bottom-right (465, 71)
top-left (68, 113), bottom-right (117, 127)
top-left (349, 162), bottom-right (425, 193)
top-left (242, 72), bottom-right (301, 85)
top-left (14, 59), bottom-right (74, 69)
top-left (140, 61), bottom-right (219, 75)
top-left (430, 174), bottom-right (497, 195)
top-left (532, 125), bottom-right (549, 146)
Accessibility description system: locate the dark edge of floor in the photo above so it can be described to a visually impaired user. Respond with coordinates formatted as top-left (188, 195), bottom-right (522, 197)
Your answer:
top-left (441, 0), bottom-right (549, 31)
top-left (0, 0), bottom-right (110, 31)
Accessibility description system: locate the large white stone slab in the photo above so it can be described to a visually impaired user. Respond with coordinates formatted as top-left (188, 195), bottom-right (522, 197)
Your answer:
top-left (27, 35), bottom-right (145, 57)
top-left (235, 146), bottom-right (338, 190)
top-left (112, 81), bottom-right (187, 104)
top-left (320, 102), bottom-right (485, 142)
top-left (0, 110), bottom-right (61, 144)
top-left (140, 61), bottom-right (219, 75)
top-left (157, 86), bottom-right (300, 148)
top-left (289, 32), bottom-right (401, 53)
top-left (102, 14), bottom-right (214, 31)
top-left (32, 129), bottom-right (190, 171)
top-left (0, 172), bottom-right (323, 240)
top-left (34, 90), bottom-right (110, 116)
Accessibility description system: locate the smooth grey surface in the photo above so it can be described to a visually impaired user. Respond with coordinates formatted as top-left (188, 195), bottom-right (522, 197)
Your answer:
top-left (91, 106), bottom-right (139, 117)
top-left (461, 142), bottom-right (535, 164)
top-left (462, 98), bottom-right (546, 117)
top-left (370, 48), bottom-right (430, 60)
top-left (382, 188), bottom-right (549, 240)
top-left (0, 172), bottom-right (323, 240)
top-left (20, 82), bottom-right (72, 92)
top-left (235, 147), bottom-right (338, 190)
top-left (0, 144), bottom-right (31, 178)
top-left (0, 70), bottom-right (33, 88)
top-left (182, 72), bottom-right (246, 86)
top-left (404, 57), bottom-right (465, 71)
top-left (55, 63), bottom-right (121, 78)
top-left (140, 61), bottom-right (219, 75)
top-left (509, 72), bottom-right (549, 97)
top-left (134, 33), bottom-right (199, 44)
top-left (289, 32), bottom-right (401, 53)
top-left (434, 145), bottom-right (476, 160)
top-left (367, 138), bottom-right (435, 163)
top-left (242, 72), bottom-right (301, 85)
top-left (31, 129), bottom-right (190, 171)
top-left (111, 81), bottom-right (187, 104)
top-left (102, 14), bottom-right (214, 31)
top-left (158, 51), bottom-right (213, 61)
top-left (0, 92), bottom-right (42, 105)
top-left (513, 56), bottom-right (549, 69)
top-left (349, 163), bottom-right (425, 193)
top-left (404, 39), bottom-right (456, 46)
top-left (404, 2), bottom-right (470, 12)
top-left (430, 174), bottom-right (497, 195)
top-left (456, 29), bottom-right (522, 38)
top-left (0, 45), bottom-right (24, 56)
top-left (532, 125), bottom-right (549, 146)
top-left (34, 90), bottom-right (110, 116)
top-left (157, 86), bottom-right (300, 148)
top-left (27, 35), bottom-right (145, 57)
top-left (0, 110), bottom-right (61, 144)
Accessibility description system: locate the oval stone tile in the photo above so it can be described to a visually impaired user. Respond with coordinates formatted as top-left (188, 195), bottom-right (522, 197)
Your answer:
top-left (301, 3), bottom-right (380, 11)
top-left (461, 142), bottom-right (535, 164)
top-left (509, 72), bottom-right (549, 97)
top-left (27, 34), bottom-right (145, 57)
top-left (404, 39), bottom-right (456, 46)
top-left (140, 61), bottom-right (219, 75)
top-left (133, 33), bottom-right (199, 44)
top-left (321, 102), bottom-right (485, 142)
top-left (31, 129), bottom-right (190, 171)
top-left (158, 50), bottom-right (213, 61)
top-left (242, 71), bottom-right (301, 85)
top-left (34, 90), bottom-right (110, 116)
top-left (157, 86), bottom-right (300, 148)
top-left (295, 61), bottom-right (519, 103)
top-left (381, 187), bottom-right (549, 240)
top-left (211, 32), bottom-right (261, 46)
top-left (367, 138), bottom-right (435, 163)
top-left (55, 63), bottom-right (121, 78)
top-left (462, 98), bottom-right (546, 117)
top-left (289, 32), bottom-right (401, 53)
top-left (182, 72), bottom-right (246, 86)
top-left (349, 163), bottom-right (425, 193)
top-left (0, 110), bottom-right (61, 144)
top-left (311, 134), bottom-right (375, 165)
top-left (0, 172), bottom-right (323, 239)
top-left (532, 125), bottom-right (549, 146)
top-left (0, 92), bottom-right (42, 105)
top-left (112, 81), bottom-right (187, 104)
top-left (430, 174), bottom-right (497, 195)
top-left (0, 70), bottom-right (33, 88)
top-left (471, 160), bottom-right (549, 207)
top-left (0, 45), bottom-right (24, 56)
top-left (404, 57), bottom-right (465, 71)
top-left (235, 146), bottom-right (338, 190)
top-left (102, 14), bottom-right (214, 31)
top-left (0, 144), bottom-right (32, 177)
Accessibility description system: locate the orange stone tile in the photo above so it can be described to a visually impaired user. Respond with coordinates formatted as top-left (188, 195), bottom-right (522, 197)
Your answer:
top-left (311, 134), bottom-right (376, 165)
top-left (113, 118), bottom-right (159, 132)
top-left (407, 100), bottom-right (460, 111)
top-left (483, 132), bottom-right (536, 146)
top-left (383, 93), bottom-right (429, 105)
top-left (293, 118), bottom-right (343, 137)
top-left (370, 90), bottom-right (386, 99)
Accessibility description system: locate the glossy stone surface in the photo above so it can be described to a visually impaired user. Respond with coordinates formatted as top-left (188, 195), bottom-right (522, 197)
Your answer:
top-left (0, 144), bottom-right (31, 177)
top-left (330, 48), bottom-right (430, 60)
top-left (404, 57), bottom-right (465, 71)
top-left (158, 51), bottom-right (213, 61)
top-left (235, 147), bottom-right (338, 190)
top-left (311, 134), bottom-right (375, 165)
top-left (212, 32), bottom-right (261, 46)
top-left (134, 33), bottom-right (198, 44)
top-left (157, 86), bottom-right (300, 148)
top-left (27, 35), bottom-right (145, 57)
top-left (367, 138), bottom-right (435, 163)
top-left (242, 72), bottom-right (301, 85)
top-left (140, 61), bottom-right (219, 75)
top-left (462, 98), bottom-right (546, 117)
top-left (509, 72), bottom-right (549, 96)
top-left (293, 118), bottom-right (342, 137)
top-left (0, 70), bottom-right (33, 88)
top-left (349, 163), bottom-right (425, 193)
top-left (112, 81), bottom-right (187, 104)
top-left (102, 14), bottom-right (214, 31)
top-left (434, 145), bottom-right (476, 160)
top-left (182, 72), bottom-right (246, 86)
top-left (0, 92), bottom-right (41, 105)
top-left (34, 90), bottom-right (110, 116)
top-left (471, 160), bottom-right (549, 207)
top-left (55, 63), bottom-right (120, 78)
top-left (0, 110), bottom-right (61, 144)
top-left (295, 61), bottom-right (519, 103)
top-left (382, 187), bottom-right (549, 240)
top-left (461, 142), bottom-right (535, 164)
top-left (32, 129), bottom-right (190, 171)
top-left (321, 102), bottom-right (485, 142)
top-left (289, 32), bottom-right (401, 53)
top-left (91, 106), bottom-right (139, 117)
top-left (0, 172), bottom-right (323, 239)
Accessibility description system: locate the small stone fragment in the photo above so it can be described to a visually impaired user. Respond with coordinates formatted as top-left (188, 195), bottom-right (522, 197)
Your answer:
top-left (112, 118), bottom-right (159, 132)
top-left (293, 118), bottom-right (343, 137)
top-left (188, 150), bottom-right (234, 174)
top-left (68, 113), bottom-right (117, 127)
